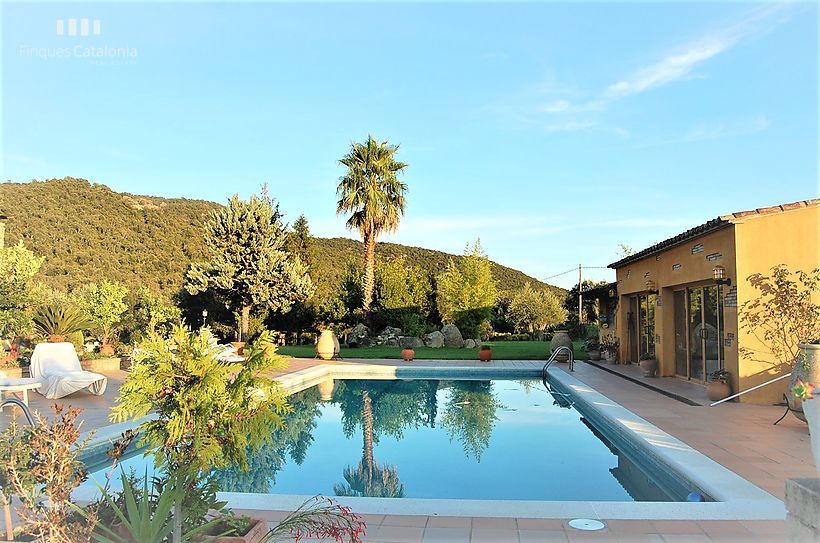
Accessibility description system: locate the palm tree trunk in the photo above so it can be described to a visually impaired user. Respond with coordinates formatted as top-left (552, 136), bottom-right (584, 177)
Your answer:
top-left (361, 390), bottom-right (374, 479)
top-left (362, 231), bottom-right (376, 318)
top-left (240, 304), bottom-right (251, 342)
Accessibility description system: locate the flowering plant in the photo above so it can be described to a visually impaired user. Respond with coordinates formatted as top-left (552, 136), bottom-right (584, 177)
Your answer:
top-left (792, 379), bottom-right (816, 401)
top-left (264, 496), bottom-right (366, 543)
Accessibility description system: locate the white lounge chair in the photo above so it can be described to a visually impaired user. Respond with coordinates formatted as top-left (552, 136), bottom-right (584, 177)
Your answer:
top-left (0, 370), bottom-right (42, 408)
top-left (30, 342), bottom-right (107, 399)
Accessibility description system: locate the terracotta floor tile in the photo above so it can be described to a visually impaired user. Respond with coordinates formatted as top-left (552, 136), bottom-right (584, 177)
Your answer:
top-left (470, 528), bottom-right (519, 543)
top-left (426, 516), bottom-right (471, 529)
top-left (472, 517), bottom-right (517, 530)
top-left (517, 518), bottom-right (567, 531)
top-left (650, 521), bottom-right (705, 534)
top-left (518, 529), bottom-right (569, 543)
top-left (422, 527), bottom-right (470, 543)
top-left (382, 515), bottom-right (430, 528)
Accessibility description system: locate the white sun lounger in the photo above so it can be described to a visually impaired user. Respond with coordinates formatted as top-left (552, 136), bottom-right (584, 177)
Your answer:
top-left (0, 371), bottom-right (42, 407)
top-left (30, 342), bottom-right (107, 399)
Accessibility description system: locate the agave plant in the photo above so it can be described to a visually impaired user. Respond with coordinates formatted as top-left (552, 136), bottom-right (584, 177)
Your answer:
top-left (32, 304), bottom-right (91, 341)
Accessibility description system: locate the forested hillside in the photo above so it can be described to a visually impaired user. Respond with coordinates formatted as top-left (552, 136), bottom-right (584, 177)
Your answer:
top-left (0, 178), bottom-right (561, 300)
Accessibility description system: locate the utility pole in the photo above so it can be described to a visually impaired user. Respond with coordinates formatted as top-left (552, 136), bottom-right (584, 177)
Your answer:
top-left (578, 264), bottom-right (583, 324)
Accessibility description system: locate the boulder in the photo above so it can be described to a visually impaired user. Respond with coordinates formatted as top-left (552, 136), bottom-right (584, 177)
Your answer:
top-left (423, 331), bottom-right (445, 348)
top-left (378, 326), bottom-right (403, 337)
top-left (399, 336), bottom-right (425, 349)
top-left (441, 324), bottom-right (464, 349)
top-left (385, 337), bottom-right (400, 347)
top-left (347, 323), bottom-right (370, 347)
top-left (464, 339), bottom-right (477, 349)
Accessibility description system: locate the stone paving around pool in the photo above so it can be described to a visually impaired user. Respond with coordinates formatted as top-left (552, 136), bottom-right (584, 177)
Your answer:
top-left (2, 356), bottom-right (813, 542)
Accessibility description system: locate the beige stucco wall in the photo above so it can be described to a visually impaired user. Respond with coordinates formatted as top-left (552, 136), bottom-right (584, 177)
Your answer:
top-left (733, 205), bottom-right (820, 404)
top-left (612, 203), bottom-right (819, 405)
top-left (613, 226), bottom-right (739, 390)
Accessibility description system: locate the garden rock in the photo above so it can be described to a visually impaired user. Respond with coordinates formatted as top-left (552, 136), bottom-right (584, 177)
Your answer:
top-left (465, 339), bottom-right (477, 349)
top-left (347, 323), bottom-right (370, 347)
top-left (423, 331), bottom-right (445, 348)
top-left (399, 336), bottom-right (424, 349)
top-left (441, 324), bottom-right (464, 348)
top-left (378, 326), bottom-right (403, 337)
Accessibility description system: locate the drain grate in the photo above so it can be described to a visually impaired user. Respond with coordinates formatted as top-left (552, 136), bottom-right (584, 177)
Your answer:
top-left (568, 519), bottom-right (607, 531)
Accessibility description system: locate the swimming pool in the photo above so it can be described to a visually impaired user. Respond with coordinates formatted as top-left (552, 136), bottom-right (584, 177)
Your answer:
top-left (77, 363), bottom-right (784, 520)
top-left (85, 378), bottom-right (688, 502)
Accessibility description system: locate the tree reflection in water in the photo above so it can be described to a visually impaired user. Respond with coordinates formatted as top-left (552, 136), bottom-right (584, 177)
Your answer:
top-left (213, 379), bottom-right (505, 495)
top-left (213, 386), bottom-right (322, 493)
top-left (440, 380), bottom-right (504, 462)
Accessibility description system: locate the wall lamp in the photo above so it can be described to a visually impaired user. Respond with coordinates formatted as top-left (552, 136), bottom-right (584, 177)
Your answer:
top-left (645, 279), bottom-right (658, 294)
top-left (713, 265), bottom-right (732, 286)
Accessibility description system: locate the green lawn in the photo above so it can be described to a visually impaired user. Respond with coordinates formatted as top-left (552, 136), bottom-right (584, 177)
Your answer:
top-left (278, 340), bottom-right (589, 361)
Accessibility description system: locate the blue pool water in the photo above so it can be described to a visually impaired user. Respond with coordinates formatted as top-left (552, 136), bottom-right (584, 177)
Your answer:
top-left (87, 379), bottom-right (682, 501)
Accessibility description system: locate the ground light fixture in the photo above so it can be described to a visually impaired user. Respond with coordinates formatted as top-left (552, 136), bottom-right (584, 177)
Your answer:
top-left (568, 519), bottom-right (607, 531)
top-left (713, 265), bottom-right (732, 286)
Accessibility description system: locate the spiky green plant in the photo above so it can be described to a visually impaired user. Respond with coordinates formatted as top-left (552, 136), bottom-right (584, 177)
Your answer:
top-left (336, 136), bottom-right (408, 317)
top-left (111, 325), bottom-right (289, 543)
top-left (32, 304), bottom-right (90, 339)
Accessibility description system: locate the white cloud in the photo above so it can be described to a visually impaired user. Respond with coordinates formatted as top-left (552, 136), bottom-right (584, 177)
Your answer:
top-left (636, 116), bottom-right (772, 146)
top-left (606, 3), bottom-right (793, 99)
top-left (543, 120), bottom-right (598, 133)
top-left (605, 39), bottom-right (729, 98)
top-left (543, 99), bottom-right (604, 114)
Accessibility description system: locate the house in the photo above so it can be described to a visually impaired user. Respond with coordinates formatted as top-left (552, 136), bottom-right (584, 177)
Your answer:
top-left (605, 199), bottom-right (819, 404)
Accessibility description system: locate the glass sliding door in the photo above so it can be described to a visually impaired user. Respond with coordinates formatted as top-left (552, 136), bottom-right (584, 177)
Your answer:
top-left (674, 290), bottom-right (688, 377)
top-left (687, 288), bottom-right (704, 381)
top-left (676, 285), bottom-right (725, 382)
top-left (638, 294), bottom-right (656, 357)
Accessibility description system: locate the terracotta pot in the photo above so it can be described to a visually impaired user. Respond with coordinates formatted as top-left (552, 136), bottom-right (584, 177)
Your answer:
top-left (788, 344), bottom-right (820, 423)
top-left (316, 330), bottom-right (337, 360)
top-left (707, 380), bottom-right (732, 402)
top-left (640, 358), bottom-right (658, 377)
top-left (587, 349), bottom-right (601, 362)
top-left (479, 347), bottom-right (492, 362)
top-left (209, 518), bottom-right (268, 542)
top-left (549, 331), bottom-right (572, 362)
top-left (48, 334), bottom-right (66, 343)
top-left (99, 343), bottom-right (115, 356)
top-left (401, 348), bottom-right (414, 362)
top-left (229, 341), bottom-right (246, 356)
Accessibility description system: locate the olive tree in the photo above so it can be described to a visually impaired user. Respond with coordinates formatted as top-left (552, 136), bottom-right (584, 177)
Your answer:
top-left (185, 192), bottom-right (313, 341)
top-left (509, 282), bottom-right (567, 335)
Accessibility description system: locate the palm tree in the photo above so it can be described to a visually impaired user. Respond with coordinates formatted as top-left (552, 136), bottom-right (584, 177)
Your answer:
top-left (336, 136), bottom-right (408, 317)
top-left (333, 390), bottom-right (405, 498)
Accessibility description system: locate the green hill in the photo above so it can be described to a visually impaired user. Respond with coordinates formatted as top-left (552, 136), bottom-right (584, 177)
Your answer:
top-left (0, 178), bottom-right (562, 300)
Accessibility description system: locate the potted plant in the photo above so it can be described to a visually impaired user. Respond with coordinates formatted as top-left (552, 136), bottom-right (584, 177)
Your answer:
top-left (707, 369), bottom-right (732, 401)
top-left (584, 339), bottom-right (601, 361)
top-left (401, 347), bottom-right (415, 361)
top-left (32, 304), bottom-right (90, 343)
top-left (639, 352), bottom-right (658, 377)
top-left (601, 336), bottom-right (620, 364)
top-left (739, 266), bottom-right (820, 421)
top-left (793, 380), bottom-right (819, 471)
top-left (479, 345), bottom-right (492, 362)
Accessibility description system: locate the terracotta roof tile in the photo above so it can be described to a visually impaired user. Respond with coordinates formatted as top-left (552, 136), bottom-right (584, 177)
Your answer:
top-left (609, 198), bottom-right (819, 269)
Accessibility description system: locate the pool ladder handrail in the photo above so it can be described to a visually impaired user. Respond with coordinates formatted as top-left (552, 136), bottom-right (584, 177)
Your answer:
top-left (542, 345), bottom-right (575, 377)
top-left (0, 398), bottom-right (35, 426)
top-left (541, 346), bottom-right (576, 408)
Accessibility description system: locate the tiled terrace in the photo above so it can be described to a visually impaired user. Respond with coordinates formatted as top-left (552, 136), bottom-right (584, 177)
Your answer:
top-left (2, 356), bottom-right (814, 542)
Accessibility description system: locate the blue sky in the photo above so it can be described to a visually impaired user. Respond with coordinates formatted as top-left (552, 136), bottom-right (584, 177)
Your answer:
top-left (2, 1), bottom-right (817, 288)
